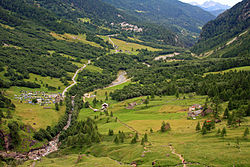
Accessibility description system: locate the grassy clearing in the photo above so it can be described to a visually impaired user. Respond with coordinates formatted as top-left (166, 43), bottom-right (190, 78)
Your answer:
top-left (127, 36), bottom-right (144, 43)
top-left (204, 66), bottom-right (250, 76)
top-left (85, 65), bottom-right (103, 73)
top-left (2, 44), bottom-right (22, 49)
top-left (13, 99), bottom-right (65, 130)
top-left (24, 73), bottom-right (66, 93)
top-left (110, 38), bottom-right (161, 53)
top-left (84, 80), bottom-right (132, 106)
top-left (50, 32), bottom-right (102, 48)
top-left (78, 18), bottom-right (91, 23)
top-left (0, 23), bottom-right (14, 30)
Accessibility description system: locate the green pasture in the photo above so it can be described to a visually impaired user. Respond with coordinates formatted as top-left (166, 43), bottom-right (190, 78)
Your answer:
top-left (204, 66), bottom-right (250, 76)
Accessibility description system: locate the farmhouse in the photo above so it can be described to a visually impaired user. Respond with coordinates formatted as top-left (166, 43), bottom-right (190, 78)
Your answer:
top-left (188, 104), bottom-right (203, 118)
top-left (102, 103), bottom-right (109, 110)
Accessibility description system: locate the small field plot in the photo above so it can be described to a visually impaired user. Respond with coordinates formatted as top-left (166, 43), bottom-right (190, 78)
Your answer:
top-left (111, 38), bottom-right (161, 53)
top-left (14, 100), bottom-right (65, 129)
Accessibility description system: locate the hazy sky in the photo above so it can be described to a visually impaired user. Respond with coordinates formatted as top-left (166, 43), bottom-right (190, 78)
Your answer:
top-left (180, 0), bottom-right (242, 6)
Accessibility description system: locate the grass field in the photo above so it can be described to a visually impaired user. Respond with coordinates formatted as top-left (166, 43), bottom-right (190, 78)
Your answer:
top-left (15, 77), bottom-right (250, 166)
top-left (99, 35), bottom-right (161, 54)
top-left (74, 91), bottom-right (250, 166)
top-left (204, 66), bottom-right (250, 76)
top-left (50, 32), bottom-right (102, 48)
top-left (13, 100), bottom-right (65, 130)
top-left (85, 65), bottom-right (103, 73)
top-left (24, 73), bottom-right (66, 92)
top-left (110, 38), bottom-right (161, 53)
top-left (21, 91), bottom-right (250, 166)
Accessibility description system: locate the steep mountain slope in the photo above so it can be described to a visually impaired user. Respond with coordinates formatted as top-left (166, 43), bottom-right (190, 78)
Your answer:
top-left (102, 0), bottom-right (215, 34)
top-left (191, 0), bottom-right (250, 56)
top-left (25, 0), bottom-right (191, 47)
top-left (190, 1), bottom-right (230, 16)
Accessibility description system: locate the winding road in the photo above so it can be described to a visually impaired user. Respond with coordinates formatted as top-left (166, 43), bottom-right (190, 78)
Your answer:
top-left (62, 60), bottom-right (90, 98)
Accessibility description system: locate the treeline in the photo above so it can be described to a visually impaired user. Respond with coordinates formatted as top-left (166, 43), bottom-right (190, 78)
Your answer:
top-left (198, 71), bottom-right (250, 108)
top-left (110, 82), bottom-right (177, 101)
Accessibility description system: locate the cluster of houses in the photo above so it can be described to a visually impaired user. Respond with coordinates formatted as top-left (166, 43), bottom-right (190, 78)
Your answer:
top-left (187, 104), bottom-right (203, 119)
top-left (14, 90), bottom-right (63, 106)
top-left (187, 104), bottom-right (214, 119)
top-left (119, 22), bottom-right (143, 32)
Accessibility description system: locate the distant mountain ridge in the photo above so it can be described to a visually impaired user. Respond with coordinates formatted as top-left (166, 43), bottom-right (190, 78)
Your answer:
top-left (102, 0), bottom-right (215, 34)
top-left (190, 1), bottom-right (231, 16)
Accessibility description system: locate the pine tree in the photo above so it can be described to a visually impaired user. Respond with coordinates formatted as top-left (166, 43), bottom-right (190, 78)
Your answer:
top-left (131, 136), bottom-right (137, 144)
top-left (223, 108), bottom-right (229, 119)
top-left (59, 100), bottom-right (63, 106)
top-left (135, 133), bottom-right (139, 139)
top-left (227, 112), bottom-right (232, 125)
top-left (144, 98), bottom-right (149, 107)
top-left (217, 128), bottom-right (221, 135)
top-left (196, 121), bottom-right (201, 131)
top-left (144, 133), bottom-right (148, 142)
top-left (55, 102), bottom-right (59, 111)
top-left (150, 128), bottom-right (153, 133)
top-left (175, 89), bottom-right (179, 99)
top-left (141, 137), bottom-right (145, 145)
top-left (151, 93), bottom-right (155, 100)
top-left (161, 121), bottom-right (166, 132)
top-left (201, 126), bottom-right (207, 135)
top-left (243, 127), bottom-right (249, 138)
top-left (110, 111), bottom-right (113, 117)
top-left (85, 101), bottom-right (89, 108)
top-left (119, 131), bottom-right (125, 143)
top-left (114, 136), bottom-right (119, 144)
top-left (221, 127), bottom-right (227, 137)
top-left (93, 97), bottom-right (97, 107)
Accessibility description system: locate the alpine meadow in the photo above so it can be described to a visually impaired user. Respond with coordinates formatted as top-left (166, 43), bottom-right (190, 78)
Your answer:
top-left (0, 0), bottom-right (249, 166)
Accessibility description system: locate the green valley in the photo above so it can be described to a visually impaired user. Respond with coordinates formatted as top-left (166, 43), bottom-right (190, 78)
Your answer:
top-left (0, 0), bottom-right (249, 166)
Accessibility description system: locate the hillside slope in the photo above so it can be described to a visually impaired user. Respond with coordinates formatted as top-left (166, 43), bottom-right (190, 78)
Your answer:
top-left (28, 0), bottom-right (192, 47)
top-left (102, 0), bottom-right (215, 34)
top-left (191, 0), bottom-right (250, 55)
